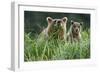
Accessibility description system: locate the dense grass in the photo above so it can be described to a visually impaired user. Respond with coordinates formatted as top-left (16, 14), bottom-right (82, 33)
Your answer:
top-left (24, 31), bottom-right (90, 61)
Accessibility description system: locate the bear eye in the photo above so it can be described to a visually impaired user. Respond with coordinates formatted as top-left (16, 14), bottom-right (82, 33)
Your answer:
top-left (54, 20), bottom-right (56, 23)
top-left (78, 25), bottom-right (80, 28)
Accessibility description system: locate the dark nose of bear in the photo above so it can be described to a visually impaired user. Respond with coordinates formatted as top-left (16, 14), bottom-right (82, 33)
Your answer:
top-left (57, 20), bottom-right (61, 26)
top-left (76, 29), bottom-right (78, 32)
top-left (58, 20), bottom-right (61, 24)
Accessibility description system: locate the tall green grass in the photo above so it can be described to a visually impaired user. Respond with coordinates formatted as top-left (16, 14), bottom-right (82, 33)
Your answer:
top-left (24, 31), bottom-right (90, 61)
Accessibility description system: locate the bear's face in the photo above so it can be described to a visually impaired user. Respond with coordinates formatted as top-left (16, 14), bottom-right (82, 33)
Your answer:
top-left (47, 17), bottom-right (67, 32)
top-left (52, 19), bottom-right (63, 31)
top-left (71, 20), bottom-right (83, 35)
top-left (47, 17), bottom-right (68, 39)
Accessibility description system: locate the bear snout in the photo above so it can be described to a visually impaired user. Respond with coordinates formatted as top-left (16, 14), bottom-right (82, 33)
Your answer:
top-left (57, 20), bottom-right (61, 24)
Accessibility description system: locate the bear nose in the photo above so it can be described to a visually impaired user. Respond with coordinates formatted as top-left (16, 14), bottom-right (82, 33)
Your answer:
top-left (76, 29), bottom-right (78, 32)
top-left (57, 20), bottom-right (61, 24)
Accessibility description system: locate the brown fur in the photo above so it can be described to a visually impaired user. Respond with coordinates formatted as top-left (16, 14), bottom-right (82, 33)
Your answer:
top-left (67, 20), bottom-right (83, 42)
top-left (41, 17), bottom-right (68, 40)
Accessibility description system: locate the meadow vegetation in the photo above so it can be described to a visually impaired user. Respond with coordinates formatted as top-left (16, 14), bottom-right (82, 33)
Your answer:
top-left (24, 30), bottom-right (90, 61)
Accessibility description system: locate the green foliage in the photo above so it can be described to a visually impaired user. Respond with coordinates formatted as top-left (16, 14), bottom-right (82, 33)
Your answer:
top-left (24, 31), bottom-right (90, 61)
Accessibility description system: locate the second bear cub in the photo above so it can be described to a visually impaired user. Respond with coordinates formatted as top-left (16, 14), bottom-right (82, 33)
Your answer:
top-left (67, 20), bottom-right (83, 42)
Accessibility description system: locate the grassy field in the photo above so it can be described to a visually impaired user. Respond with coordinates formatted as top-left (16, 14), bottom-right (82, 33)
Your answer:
top-left (24, 30), bottom-right (90, 61)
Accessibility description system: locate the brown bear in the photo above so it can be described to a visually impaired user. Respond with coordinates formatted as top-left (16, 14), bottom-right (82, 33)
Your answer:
top-left (67, 20), bottom-right (83, 42)
top-left (40, 17), bottom-right (68, 40)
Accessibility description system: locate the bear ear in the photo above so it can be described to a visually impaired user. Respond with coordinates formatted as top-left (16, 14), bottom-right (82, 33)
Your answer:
top-left (71, 20), bottom-right (74, 24)
top-left (47, 17), bottom-right (53, 23)
top-left (62, 17), bottom-right (68, 23)
top-left (80, 22), bottom-right (83, 25)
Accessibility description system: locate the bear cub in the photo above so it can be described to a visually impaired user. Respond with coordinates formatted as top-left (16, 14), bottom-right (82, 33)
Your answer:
top-left (41, 17), bottom-right (68, 40)
top-left (67, 20), bottom-right (83, 42)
